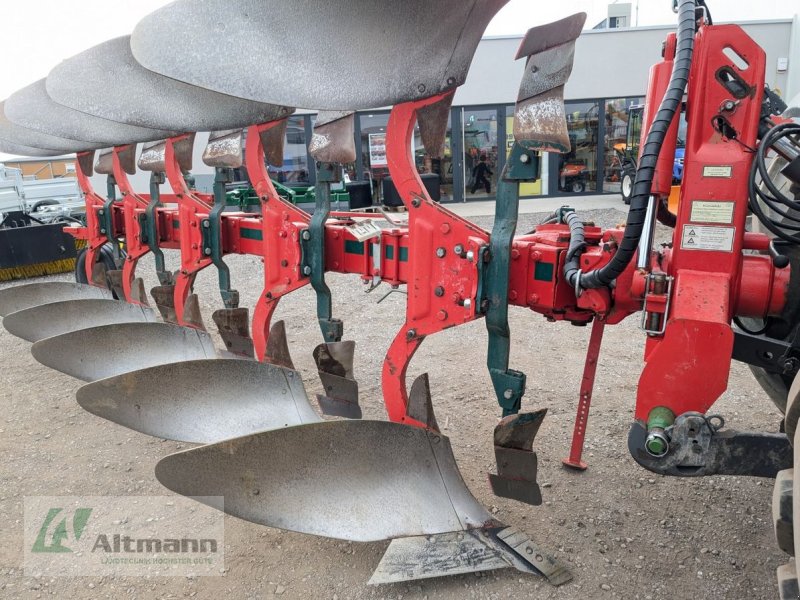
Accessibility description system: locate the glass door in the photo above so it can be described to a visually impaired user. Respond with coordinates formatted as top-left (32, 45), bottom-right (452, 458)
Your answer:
top-left (554, 101), bottom-right (600, 194)
top-left (462, 108), bottom-right (499, 200)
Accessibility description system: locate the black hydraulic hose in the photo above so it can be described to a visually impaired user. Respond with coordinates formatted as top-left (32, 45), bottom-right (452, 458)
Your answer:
top-left (563, 211), bottom-right (586, 292)
top-left (656, 198), bottom-right (677, 228)
top-left (570, 0), bottom-right (696, 290)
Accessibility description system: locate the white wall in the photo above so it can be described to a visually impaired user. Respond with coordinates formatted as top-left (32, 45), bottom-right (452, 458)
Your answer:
top-left (456, 19), bottom-right (794, 105)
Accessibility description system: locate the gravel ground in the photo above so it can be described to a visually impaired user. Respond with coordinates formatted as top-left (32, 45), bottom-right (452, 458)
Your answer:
top-left (0, 206), bottom-right (788, 599)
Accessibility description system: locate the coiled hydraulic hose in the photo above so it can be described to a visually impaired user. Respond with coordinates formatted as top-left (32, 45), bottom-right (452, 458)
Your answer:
top-left (567, 0), bottom-right (696, 290)
top-left (748, 121), bottom-right (800, 243)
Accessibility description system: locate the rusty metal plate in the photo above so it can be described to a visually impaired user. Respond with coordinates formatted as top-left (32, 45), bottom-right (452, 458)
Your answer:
top-left (4, 79), bottom-right (171, 145)
top-left (131, 0), bottom-right (508, 110)
top-left (513, 13), bottom-right (586, 153)
top-left (156, 420), bottom-right (495, 542)
top-left (202, 130), bottom-right (244, 168)
top-left (309, 112), bottom-right (356, 164)
top-left (31, 322), bottom-right (219, 382)
top-left (2, 299), bottom-right (155, 343)
top-left (47, 36), bottom-right (293, 132)
top-left (0, 103), bottom-right (102, 153)
top-left (0, 282), bottom-right (112, 317)
top-left (76, 359), bottom-right (319, 443)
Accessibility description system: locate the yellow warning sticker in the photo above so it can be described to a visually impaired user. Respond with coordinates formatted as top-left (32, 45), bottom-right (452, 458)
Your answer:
top-left (681, 225), bottom-right (735, 252)
top-left (690, 201), bottom-right (735, 224)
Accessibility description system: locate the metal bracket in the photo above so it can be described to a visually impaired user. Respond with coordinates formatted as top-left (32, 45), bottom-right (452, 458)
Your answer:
top-left (308, 161), bottom-right (343, 343)
top-left (488, 411), bottom-right (546, 506)
top-left (732, 328), bottom-right (800, 378)
top-left (628, 414), bottom-right (791, 477)
top-left (482, 143), bottom-right (538, 415)
top-left (208, 167), bottom-right (238, 309)
top-left (145, 171), bottom-right (172, 286)
top-left (639, 273), bottom-right (674, 335)
top-left (100, 175), bottom-right (122, 267)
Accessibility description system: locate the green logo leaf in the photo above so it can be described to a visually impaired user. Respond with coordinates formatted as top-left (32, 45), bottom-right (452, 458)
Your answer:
top-left (32, 507), bottom-right (93, 553)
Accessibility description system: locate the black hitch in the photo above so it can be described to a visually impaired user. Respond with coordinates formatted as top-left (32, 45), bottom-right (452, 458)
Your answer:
top-left (628, 413), bottom-right (791, 478)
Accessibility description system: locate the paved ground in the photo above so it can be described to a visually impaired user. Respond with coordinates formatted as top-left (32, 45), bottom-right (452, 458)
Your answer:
top-left (0, 201), bottom-right (789, 599)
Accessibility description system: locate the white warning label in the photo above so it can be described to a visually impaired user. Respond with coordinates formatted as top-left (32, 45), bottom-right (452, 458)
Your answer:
top-left (690, 201), bottom-right (734, 224)
top-left (681, 225), bottom-right (735, 252)
top-left (702, 165), bottom-right (733, 178)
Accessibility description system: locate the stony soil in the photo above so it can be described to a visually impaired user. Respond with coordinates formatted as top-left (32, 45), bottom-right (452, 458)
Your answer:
top-left (0, 207), bottom-right (789, 599)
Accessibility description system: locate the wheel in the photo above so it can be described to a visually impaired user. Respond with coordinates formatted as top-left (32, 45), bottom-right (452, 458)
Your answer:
top-left (621, 170), bottom-right (634, 205)
top-left (570, 180), bottom-right (586, 194)
top-left (74, 243), bottom-right (123, 298)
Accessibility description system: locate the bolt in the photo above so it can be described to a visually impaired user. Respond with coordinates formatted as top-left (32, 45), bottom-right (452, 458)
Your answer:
top-left (434, 286), bottom-right (445, 297)
top-left (437, 310), bottom-right (448, 321)
top-left (281, 259), bottom-right (288, 267)
top-left (509, 290), bottom-right (518, 301)
top-left (446, 77), bottom-right (456, 86)
top-left (265, 292), bottom-right (273, 299)
top-left (411, 198), bottom-right (421, 208)
top-left (462, 298), bottom-right (472, 310)
top-left (529, 294), bottom-right (540, 305)
top-left (417, 84), bottom-right (426, 93)
top-left (511, 248), bottom-right (520, 260)
top-left (503, 389), bottom-right (514, 400)
top-left (303, 266), bottom-right (312, 275)
top-left (279, 231), bottom-right (287, 238)
top-left (531, 251), bottom-right (542, 262)
top-left (204, 248), bottom-right (212, 256)
top-left (406, 329), bottom-right (417, 340)
top-left (466, 250), bottom-right (475, 262)
top-left (440, 223), bottom-right (451, 234)
top-left (520, 153), bottom-right (530, 164)
top-left (202, 220), bottom-right (210, 228)
top-left (436, 247), bottom-right (446, 258)
top-left (454, 244), bottom-right (464, 255)
top-left (301, 230), bottom-right (311, 241)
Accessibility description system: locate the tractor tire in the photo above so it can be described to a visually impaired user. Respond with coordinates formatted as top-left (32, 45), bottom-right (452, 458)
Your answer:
top-left (570, 180), bottom-right (586, 194)
top-left (74, 243), bottom-right (123, 299)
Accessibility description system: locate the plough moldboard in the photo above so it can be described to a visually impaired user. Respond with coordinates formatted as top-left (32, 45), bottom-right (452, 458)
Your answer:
top-left (2, 0), bottom-right (799, 589)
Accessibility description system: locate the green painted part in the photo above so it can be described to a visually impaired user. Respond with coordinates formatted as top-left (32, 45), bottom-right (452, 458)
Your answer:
top-left (345, 240), bottom-right (364, 255)
top-left (645, 436), bottom-right (668, 456)
top-left (534, 262), bottom-right (554, 282)
top-left (647, 406), bottom-right (675, 431)
top-left (384, 246), bottom-right (409, 262)
top-left (172, 219), bottom-right (180, 229)
top-left (240, 228), bottom-right (263, 241)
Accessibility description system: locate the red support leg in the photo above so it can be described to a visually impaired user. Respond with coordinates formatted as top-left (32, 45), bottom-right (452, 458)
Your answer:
top-left (562, 318), bottom-right (605, 470)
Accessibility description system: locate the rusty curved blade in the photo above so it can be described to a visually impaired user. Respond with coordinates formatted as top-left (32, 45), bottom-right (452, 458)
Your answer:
top-left (4, 79), bottom-right (171, 145)
top-left (1, 102), bottom-right (102, 153)
top-left (31, 322), bottom-right (218, 382)
top-left (513, 13), bottom-right (587, 153)
top-left (156, 420), bottom-right (495, 542)
top-left (0, 138), bottom-right (64, 157)
top-left (2, 299), bottom-right (155, 343)
top-left (265, 320), bottom-right (295, 369)
top-left (77, 359), bottom-right (320, 443)
top-left (130, 278), bottom-right (150, 306)
top-left (212, 308), bottom-right (254, 358)
top-left (0, 282), bottom-right (112, 317)
top-left (183, 293), bottom-right (206, 331)
top-left (150, 284), bottom-right (177, 323)
top-left (47, 36), bottom-right (292, 133)
top-left (313, 341), bottom-right (360, 419)
top-left (131, 0), bottom-right (508, 110)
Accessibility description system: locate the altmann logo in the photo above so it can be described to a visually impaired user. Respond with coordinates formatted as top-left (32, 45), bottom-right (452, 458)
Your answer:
top-left (25, 496), bottom-right (225, 576)
top-left (32, 507), bottom-right (93, 553)
top-left (92, 534), bottom-right (217, 554)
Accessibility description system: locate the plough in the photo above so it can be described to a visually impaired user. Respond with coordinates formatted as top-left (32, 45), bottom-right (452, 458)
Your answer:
top-left (2, 0), bottom-right (800, 592)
